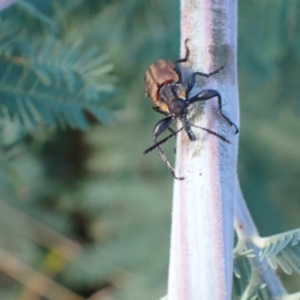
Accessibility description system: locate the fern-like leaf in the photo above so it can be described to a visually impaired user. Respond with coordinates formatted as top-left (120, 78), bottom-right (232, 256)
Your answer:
top-left (0, 30), bottom-right (116, 131)
top-left (17, 0), bottom-right (58, 33)
top-left (257, 228), bottom-right (300, 274)
top-left (233, 244), bottom-right (255, 299)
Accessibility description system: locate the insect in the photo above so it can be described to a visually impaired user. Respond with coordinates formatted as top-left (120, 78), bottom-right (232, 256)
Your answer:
top-left (143, 40), bottom-right (239, 179)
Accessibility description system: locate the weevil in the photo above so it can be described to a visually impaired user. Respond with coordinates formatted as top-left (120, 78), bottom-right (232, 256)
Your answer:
top-left (143, 40), bottom-right (238, 179)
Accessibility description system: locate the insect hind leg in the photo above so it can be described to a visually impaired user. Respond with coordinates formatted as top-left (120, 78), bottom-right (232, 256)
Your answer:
top-left (187, 89), bottom-right (239, 134)
top-left (174, 39), bottom-right (190, 83)
top-left (175, 39), bottom-right (190, 64)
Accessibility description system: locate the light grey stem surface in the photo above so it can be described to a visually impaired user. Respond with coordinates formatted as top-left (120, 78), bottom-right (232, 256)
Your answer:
top-left (0, 0), bottom-right (15, 11)
top-left (168, 0), bottom-right (239, 299)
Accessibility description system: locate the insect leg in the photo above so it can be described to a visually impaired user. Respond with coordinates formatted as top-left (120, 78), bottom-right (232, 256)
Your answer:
top-left (174, 39), bottom-right (190, 82)
top-left (151, 116), bottom-right (184, 180)
top-left (187, 89), bottom-right (239, 134)
top-left (143, 127), bottom-right (183, 154)
top-left (175, 39), bottom-right (190, 64)
top-left (186, 66), bottom-right (225, 95)
top-left (190, 124), bottom-right (231, 144)
top-left (180, 115), bottom-right (196, 141)
top-left (153, 107), bottom-right (179, 152)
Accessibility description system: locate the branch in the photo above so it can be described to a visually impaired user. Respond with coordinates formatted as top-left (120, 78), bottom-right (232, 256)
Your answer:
top-left (0, 201), bottom-right (82, 261)
top-left (0, 249), bottom-right (84, 300)
top-left (234, 179), bottom-right (287, 298)
top-left (168, 0), bottom-right (239, 299)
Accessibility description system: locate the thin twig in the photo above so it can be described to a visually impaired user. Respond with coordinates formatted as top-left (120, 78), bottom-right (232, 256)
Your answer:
top-left (234, 179), bottom-right (286, 298)
top-left (0, 201), bottom-right (82, 260)
top-left (0, 249), bottom-right (85, 300)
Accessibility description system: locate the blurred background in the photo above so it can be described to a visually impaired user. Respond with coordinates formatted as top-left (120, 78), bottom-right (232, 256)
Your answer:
top-left (0, 0), bottom-right (300, 299)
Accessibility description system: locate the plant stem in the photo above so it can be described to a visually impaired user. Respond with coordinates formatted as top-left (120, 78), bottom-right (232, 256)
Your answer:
top-left (168, 0), bottom-right (239, 299)
top-left (0, 0), bottom-right (16, 11)
top-left (234, 179), bottom-right (287, 298)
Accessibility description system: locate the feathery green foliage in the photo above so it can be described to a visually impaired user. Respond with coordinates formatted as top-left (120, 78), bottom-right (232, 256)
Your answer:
top-left (0, 6), bottom-right (116, 135)
top-left (259, 229), bottom-right (300, 274)
top-left (232, 229), bottom-right (300, 299)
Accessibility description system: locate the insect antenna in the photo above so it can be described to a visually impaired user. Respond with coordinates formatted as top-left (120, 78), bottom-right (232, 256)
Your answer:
top-left (143, 128), bottom-right (183, 155)
top-left (191, 124), bottom-right (232, 144)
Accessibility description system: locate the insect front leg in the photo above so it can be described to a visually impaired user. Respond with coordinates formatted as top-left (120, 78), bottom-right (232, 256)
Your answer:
top-left (153, 106), bottom-right (178, 142)
top-left (152, 116), bottom-right (184, 180)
